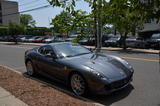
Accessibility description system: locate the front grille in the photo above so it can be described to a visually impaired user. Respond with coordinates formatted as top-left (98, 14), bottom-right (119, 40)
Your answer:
top-left (111, 78), bottom-right (129, 89)
top-left (105, 74), bottom-right (132, 91)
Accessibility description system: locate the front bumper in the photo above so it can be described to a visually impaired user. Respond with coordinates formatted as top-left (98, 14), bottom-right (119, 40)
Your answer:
top-left (88, 73), bottom-right (133, 95)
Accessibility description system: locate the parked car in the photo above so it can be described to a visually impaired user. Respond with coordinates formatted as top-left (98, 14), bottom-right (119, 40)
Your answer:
top-left (126, 37), bottom-right (137, 48)
top-left (28, 36), bottom-right (41, 42)
top-left (104, 35), bottom-right (122, 47)
top-left (146, 33), bottom-right (160, 49)
top-left (25, 42), bottom-right (134, 96)
top-left (18, 35), bottom-right (33, 42)
top-left (34, 36), bottom-right (49, 43)
top-left (0, 36), bottom-right (8, 41)
top-left (102, 35), bottom-right (110, 45)
top-left (54, 36), bottom-right (66, 42)
top-left (6, 36), bottom-right (15, 42)
top-left (135, 37), bottom-right (147, 49)
top-left (0, 36), bottom-right (4, 41)
top-left (65, 35), bottom-right (78, 42)
top-left (126, 37), bottom-right (146, 48)
top-left (43, 36), bottom-right (55, 43)
top-left (78, 38), bottom-right (90, 45)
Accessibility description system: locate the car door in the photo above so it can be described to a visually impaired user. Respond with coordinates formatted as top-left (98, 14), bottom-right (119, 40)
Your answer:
top-left (36, 45), bottom-right (65, 80)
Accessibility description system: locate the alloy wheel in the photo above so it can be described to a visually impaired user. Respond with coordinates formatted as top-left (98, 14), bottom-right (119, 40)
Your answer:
top-left (70, 74), bottom-right (86, 96)
top-left (26, 61), bottom-right (34, 76)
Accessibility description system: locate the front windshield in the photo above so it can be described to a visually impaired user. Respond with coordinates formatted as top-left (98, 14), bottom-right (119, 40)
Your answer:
top-left (53, 43), bottom-right (91, 58)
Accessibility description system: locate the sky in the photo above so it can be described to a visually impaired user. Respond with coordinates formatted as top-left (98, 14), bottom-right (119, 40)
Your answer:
top-left (9, 0), bottom-right (92, 27)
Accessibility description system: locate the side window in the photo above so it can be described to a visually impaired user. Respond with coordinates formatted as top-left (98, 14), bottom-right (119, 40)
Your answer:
top-left (38, 46), bottom-right (45, 54)
top-left (44, 46), bottom-right (54, 56)
top-left (38, 46), bottom-right (55, 56)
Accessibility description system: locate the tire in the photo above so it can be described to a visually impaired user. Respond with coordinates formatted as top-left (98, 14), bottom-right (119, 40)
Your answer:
top-left (70, 73), bottom-right (87, 96)
top-left (26, 61), bottom-right (35, 76)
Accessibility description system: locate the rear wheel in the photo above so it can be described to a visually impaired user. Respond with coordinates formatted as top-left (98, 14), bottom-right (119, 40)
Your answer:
top-left (70, 73), bottom-right (86, 96)
top-left (26, 61), bottom-right (35, 76)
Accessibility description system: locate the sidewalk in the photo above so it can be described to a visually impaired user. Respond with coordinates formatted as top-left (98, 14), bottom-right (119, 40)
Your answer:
top-left (0, 87), bottom-right (28, 106)
top-left (85, 46), bottom-right (160, 54)
top-left (0, 41), bottom-right (159, 54)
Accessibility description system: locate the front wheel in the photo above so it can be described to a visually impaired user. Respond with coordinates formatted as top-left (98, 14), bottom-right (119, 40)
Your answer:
top-left (70, 73), bottom-right (86, 96)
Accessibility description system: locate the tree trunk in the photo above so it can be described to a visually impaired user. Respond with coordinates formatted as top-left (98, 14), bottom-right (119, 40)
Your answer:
top-left (94, 15), bottom-right (97, 48)
top-left (114, 29), bottom-right (117, 35)
top-left (12, 35), bottom-right (18, 44)
top-left (96, 0), bottom-right (102, 52)
top-left (122, 32), bottom-right (127, 50)
top-left (93, 0), bottom-right (97, 49)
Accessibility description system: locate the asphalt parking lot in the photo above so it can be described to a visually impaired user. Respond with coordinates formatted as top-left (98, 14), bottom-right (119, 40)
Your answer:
top-left (0, 43), bottom-right (160, 106)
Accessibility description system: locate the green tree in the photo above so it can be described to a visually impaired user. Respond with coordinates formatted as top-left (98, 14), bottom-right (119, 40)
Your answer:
top-left (72, 10), bottom-right (93, 36)
top-left (0, 26), bottom-right (9, 36)
top-left (48, 0), bottom-right (148, 50)
top-left (48, 0), bottom-right (107, 50)
top-left (51, 11), bottom-right (73, 34)
top-left (141, 0), bottom-right (160, 24)
top-left (104, 0), bottom-right (145, 50)
top-left (8, 23), bottom-right (25, 44)
top-left (26, 27), bottom-right (51, 36)
top-left (51, 10), bottom-right (93, 41)
top-left (20, 14), bottom-right (36, 27)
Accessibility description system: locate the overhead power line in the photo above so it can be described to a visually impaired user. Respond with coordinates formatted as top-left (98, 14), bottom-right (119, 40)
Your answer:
top-left (19, 0), bottom-right (41, 6)
top-left (2, 5), bottom-right (51, 17)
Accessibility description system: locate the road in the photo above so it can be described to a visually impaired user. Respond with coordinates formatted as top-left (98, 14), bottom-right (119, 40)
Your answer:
top-left (0, 43), bottom-right (160, 106)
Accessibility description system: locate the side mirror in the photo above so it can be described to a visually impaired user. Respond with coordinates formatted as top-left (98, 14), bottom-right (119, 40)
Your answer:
top-left (45, 53), bottom-right (57, 59)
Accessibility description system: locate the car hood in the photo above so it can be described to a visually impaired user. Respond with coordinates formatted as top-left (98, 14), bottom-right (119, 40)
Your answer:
top-left (59, 53), bottom-right (131, 80)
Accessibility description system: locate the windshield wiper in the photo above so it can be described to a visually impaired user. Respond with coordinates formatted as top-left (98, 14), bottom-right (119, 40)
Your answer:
top-left (65, 55), bottom-right (74, 57)
top-left (64, 52), bottom-right (91, 58)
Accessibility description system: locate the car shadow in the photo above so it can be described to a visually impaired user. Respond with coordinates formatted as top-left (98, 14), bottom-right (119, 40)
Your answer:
top-left (23, 72), bottom-right (134, 106)
top-left (22, 72), bottom-right (89, 102)
top-left (85, 84), bottom-right (134, 106)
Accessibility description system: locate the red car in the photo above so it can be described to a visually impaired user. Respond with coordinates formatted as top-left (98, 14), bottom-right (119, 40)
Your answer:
top-left (34, 36), bottom-right (48, 43)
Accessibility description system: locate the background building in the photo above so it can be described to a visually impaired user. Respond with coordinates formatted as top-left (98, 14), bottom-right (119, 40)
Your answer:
top-left (0, 0), bottom-right (20, 26)
top-left (139, 0), bottom-right (160, 38)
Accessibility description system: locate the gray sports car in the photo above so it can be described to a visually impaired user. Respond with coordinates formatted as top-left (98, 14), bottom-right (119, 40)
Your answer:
top-left (25, 42), bottom-right (134, 96)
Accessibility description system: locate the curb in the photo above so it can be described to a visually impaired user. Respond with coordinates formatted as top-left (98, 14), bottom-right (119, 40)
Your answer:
top-left (0, 41), bottom-right (159, 54)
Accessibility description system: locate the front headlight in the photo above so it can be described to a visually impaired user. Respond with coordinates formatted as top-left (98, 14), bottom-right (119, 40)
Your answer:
top-left (89, 69), bottom-right (108, 80)
top-left (83, 65), bottom-right (108, 80)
